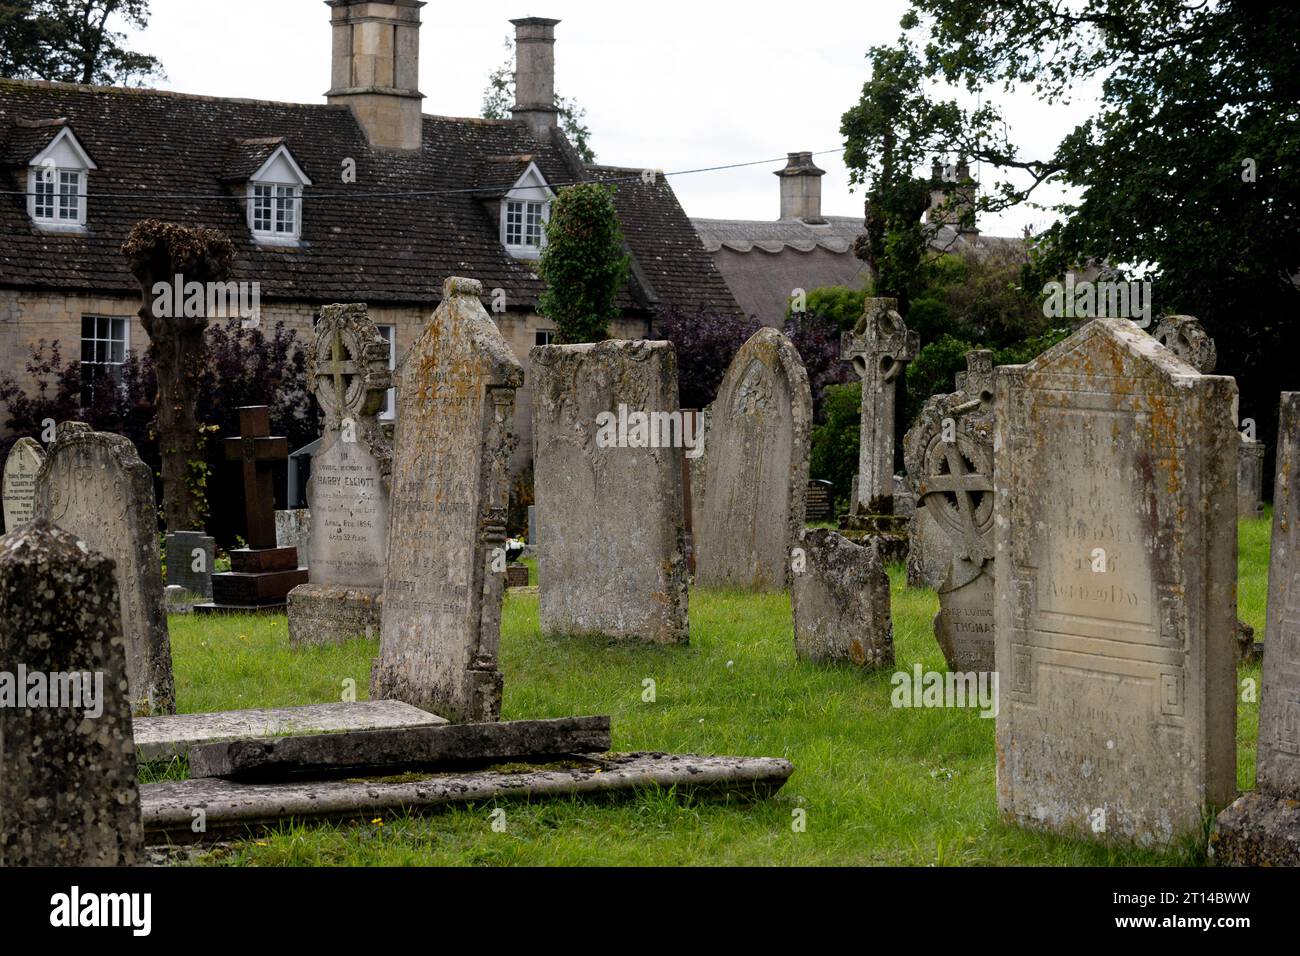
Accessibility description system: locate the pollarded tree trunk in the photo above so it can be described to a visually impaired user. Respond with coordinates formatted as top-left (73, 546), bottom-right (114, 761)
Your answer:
top-left (122, 220), bottom-right (235, 532)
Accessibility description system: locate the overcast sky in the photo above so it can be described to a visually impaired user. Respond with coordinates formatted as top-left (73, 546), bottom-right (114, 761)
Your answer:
top-left (126, 0), bottom-right (1096, 237)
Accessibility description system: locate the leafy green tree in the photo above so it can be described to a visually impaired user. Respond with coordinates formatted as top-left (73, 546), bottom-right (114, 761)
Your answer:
top-left (0, 1), bottom-right (164, 85)
top-left (537, 183), bottom-right (629, 344)
top-left (481, 35), bottom-right (595, 163)
top-left (809, 381), bottom-right (861, 512)
top-left (788, 285), bottom-right (869, 333)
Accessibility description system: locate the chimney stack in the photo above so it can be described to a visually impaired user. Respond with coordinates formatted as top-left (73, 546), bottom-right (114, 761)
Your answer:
top-left (775, 152), bottom-right (825, 222)
top-left (510, 17), bottom-right (561, 137)
top-left (326, 0), bottom-right (425, 150)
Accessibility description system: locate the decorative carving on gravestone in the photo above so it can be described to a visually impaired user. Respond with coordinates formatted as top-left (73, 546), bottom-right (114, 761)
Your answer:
top-left (195, 406), bottom-right (308, 613)
top-left (695, 327), bottom-right (812, 591)
top-left (34, 422), bottom-right (174, 715)
top-left (2, 437), bottom-right (44, 533)
top-left (791, 528), bottom-right (893, 667)
top-left (996, 319), bottom-right (1237, 846)
top-left (288, 303), bottom-right (393, 646)
top-left (0, 520), bottom-right (144, 866)
top-left (372, 278), bottom-right (523, 721)
top-left (1152, 314), bottom-right (1217, 374)
top-left (904, 350), bottom-right (996, 670)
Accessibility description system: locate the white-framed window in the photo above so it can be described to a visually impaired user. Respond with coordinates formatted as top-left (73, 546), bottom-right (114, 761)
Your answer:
top-left (27, 128), bottom-right (95, 230)
top-left (500, 162), bottom-right (554, 260)
top-left (378, 324), bottom-right (397, 420)
top-left (246, 144), bottom-right (312, 244)
top-left (80, 315), bottom-right (128, 406)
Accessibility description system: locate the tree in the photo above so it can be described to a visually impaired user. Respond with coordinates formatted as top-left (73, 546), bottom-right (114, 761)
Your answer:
top-left (656, 306), bottom-right (762, 409)
top-left (0, 1), bottom-right (164, 85)
top-left (481, 35), bottom-right (595, 163)
top-left (537, 183), bottom-right (630, 344)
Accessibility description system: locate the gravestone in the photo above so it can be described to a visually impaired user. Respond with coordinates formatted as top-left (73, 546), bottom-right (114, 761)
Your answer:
top-left (165, 529), bottom-right (214, 599)
top-left (995, 319), bottom-right (1237, 846)
top-left (276, 509), bottom-right (311, 566)
top-left (695, 327), bottom-right (812, 590)
top-left (791, 528), bottom-right (893, 667)
top-left (527, 505), bottom-right (537, 546)
top-left (0, 520), bottom-right (143, 866)
top-left (1238, 439), bottom-right (1265, 519)
top-left (371, 277), bottom-right (523, 721)
top-left (904, 350), bottom-right (997, 671)
top-left (2, 437), bottom-right (44, 533)
top-left (34, 422), bottom-right (175, 715)
top-left (1212, 392), bottom-right (1300, 864)
top-left (288, 303), bottom-right (393, 646)
top-left (531, 339), bottom-right (690, 644)
top-left (906, 506), bottom-right (947, 589)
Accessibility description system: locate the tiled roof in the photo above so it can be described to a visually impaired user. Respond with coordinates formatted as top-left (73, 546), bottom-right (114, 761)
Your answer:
top-left (693, 215), bottom-right (865, 254)
top-left (0, 78), bottom-right (739, 315)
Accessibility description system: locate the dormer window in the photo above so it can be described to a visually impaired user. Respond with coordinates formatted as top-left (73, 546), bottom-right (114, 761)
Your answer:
top-left (27, 127), bottom-right (96, 230)
top-left (244, 143), bottom-right (312, 244)
top-left (500, 162), bottom-right (554, 259)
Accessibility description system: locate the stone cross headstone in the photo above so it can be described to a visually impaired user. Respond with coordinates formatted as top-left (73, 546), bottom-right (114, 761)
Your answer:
top-left (2, 437), bottom-right (44, 533)
top-left (695, 327), bottom-right (812, 590)
top-left (531, 339), bottom-right (690, 643)
top-left (372, 278), bottom-right (523, 721)
top-left (227, 405), bottom-right (286, 550)
top-left (34, 422), bottom-right (175, 716)
top-left (791, 528), bottom-right (893, 667)
top-left (288, 303), bottom-right (393, 646)
top-left (0, 520), bottom-right (144, 866)
top-left (995, 319), bottom-right (1238, 846)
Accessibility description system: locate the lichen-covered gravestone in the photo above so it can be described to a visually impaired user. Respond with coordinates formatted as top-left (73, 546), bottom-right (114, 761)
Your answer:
top-left (791, 528), bottom-right (893, 667)
top-left (995, 319), bottom-right (1237, 846)
top-left (2, 437), bottom-right (44, 533)
top-left (531, 340), bottom-right (689, 644)
top-left (695, 327), bottom-right (811, 590)
top-left (288, 303), bottom-right (393, 646)
top-left (0, 520), bottom-right (143, 866)
top-left (34, 422), bottom-right (175, 716)
top-left (1211, 393), bottom-right (1300, 864)
top-left (372, 278), bottom-right (522, 722)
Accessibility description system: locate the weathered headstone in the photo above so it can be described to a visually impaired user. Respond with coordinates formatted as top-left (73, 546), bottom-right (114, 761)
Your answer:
top-left (0, 520), bottom-right (143, 866)
top-left (791, 528), bottom-right (893, 667)
top-left (34, 422), bottom-right (175, 715)
top-left (1212, 393), bottom-right (1300, 864)
top-left (531, 339), bottom-right (690, 644)
top-left (905, 506), bottom-right (947, 589)
top-left (1152, 314), bottom-right (1217, 374)
top-left (695, 327), bottom-right (812, 590)
top-left (371, 278), bottom-right (523, 721)
top-left (276, 508), bottom-right (311, 566)
top-left (1238, 438), bottom-right (1265, 519)
top-left (2, 437), bottom-right (44, 533)
top-left (288, 303), bottom-right (393, 646)
top-left (165, 529), bottom-right (215, 599)
top-left (995, 319), bottom-right (1238, 846)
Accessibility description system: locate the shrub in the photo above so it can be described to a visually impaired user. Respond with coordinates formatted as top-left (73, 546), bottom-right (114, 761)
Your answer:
top-left (537, 183), bottom-right (630, 344)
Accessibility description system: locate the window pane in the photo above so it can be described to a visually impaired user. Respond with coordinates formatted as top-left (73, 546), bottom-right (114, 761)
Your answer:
top-left (81, 340), bottom-right (95, 362)
top-left (112, 318), bottom-right (126, 341)
top-left (111, 340), bottom-right (125, 363)
top-left (81, 315), bottom-right (94, 338)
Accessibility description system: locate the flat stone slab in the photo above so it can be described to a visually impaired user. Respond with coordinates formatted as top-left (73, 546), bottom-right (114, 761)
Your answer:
top-left (189, 715), bottom-right (612, 780)
top-left (141, 752), bottom-right (793, 843)
top-left (134, 701), bottom-right (448, 762)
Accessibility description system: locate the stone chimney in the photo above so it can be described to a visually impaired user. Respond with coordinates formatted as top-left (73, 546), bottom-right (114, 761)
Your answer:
top-left (510, 17), bottom-right (561, 137)
top-left (326, 0), bottom-right (425, 151)
top-left (775, 152), bottom-right (825, 222)
top-left (927, 156), bottom-right (978, 233)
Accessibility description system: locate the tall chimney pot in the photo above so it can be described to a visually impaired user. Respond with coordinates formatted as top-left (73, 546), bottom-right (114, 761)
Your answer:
top-left (775, 151), bottom-right (825, 222)
top-left (511, 17), bottom-right (561, 137)
top-left (326, 0), bottom-right (426, 151)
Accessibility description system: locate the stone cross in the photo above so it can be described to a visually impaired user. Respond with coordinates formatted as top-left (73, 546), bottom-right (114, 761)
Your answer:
top-left (841, 297), bottom-right (918, 514)
top-left (225, 406), bottom-right (287, 550)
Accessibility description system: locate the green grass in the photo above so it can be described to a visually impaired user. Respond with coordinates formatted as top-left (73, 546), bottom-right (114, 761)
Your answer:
top-left (161, 514), bottom-right (1273, 866)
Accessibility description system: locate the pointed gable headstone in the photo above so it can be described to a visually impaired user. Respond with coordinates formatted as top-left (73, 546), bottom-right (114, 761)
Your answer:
top-left (2, 437), bottom-right (45, 533)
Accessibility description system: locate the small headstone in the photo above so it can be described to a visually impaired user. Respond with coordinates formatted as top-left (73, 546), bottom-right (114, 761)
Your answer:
top-left (905, 506), bottom-right (948, 589)
top-left (164, 584), bottom-right (193, 615)
top-left (531, 339), bottom-right (690, 644)
top-left (0, 520), bottom-right (143, 866)
top-left (372, 278), bottom-right (523, 721)
top-left (506, 564), bottom-right (530, 588)
top-left (34, 422), bottom-right (174, 715)
top-left (805, 480), bottom-right (833, 523)
top-left (791, 528), bottom-right (893, 667)
top-left (695, 327), bottom-right (812, 590)
top-left (276, 508), bottom-right (311, 566)
top-left (1238, 439), bottom-right (1265, 519)
top-left (892, 475), bottom-right (916, 519)
top-left (995, 319), bottom-right (1238, 846)
top-left (165, 529), bottom-right (215, 599)
top-left (1, 437), bottom-right (44, 532)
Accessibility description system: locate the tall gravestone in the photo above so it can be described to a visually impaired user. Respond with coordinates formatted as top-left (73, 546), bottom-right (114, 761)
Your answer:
top-left (288, 303), bottom-right (393, 646)
top-left (532, 339), bottom-right (690, 643)
top-left (2, 437), bottom-right (44, 533)
top-left (371, 278), bottom-right (522, 722)
top-left (995, 319), bottom-right (1237, 846)
top-left (0, 520), bottom-right (143, 866)
top-left (1212, 393), bottom-right (1300, 864)
top-left (695, 327), bottom-right (812, 590)
top-left (34, 422), bottom-right (175, 716)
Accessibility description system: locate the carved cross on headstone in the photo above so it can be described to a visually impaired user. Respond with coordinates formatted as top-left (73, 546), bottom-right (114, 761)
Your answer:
top-left (841, 297), bottom-right (919, 514)
top-left (316, 326), bottom-right (361, 425)
top-left (224, 405), bottom-right (287, 550)
top-left (309, 303), bottom-right (393, 429)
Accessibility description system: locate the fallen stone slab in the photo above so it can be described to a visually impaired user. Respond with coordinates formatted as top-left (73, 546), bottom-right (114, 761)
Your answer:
top-left (141, 752), bottom-right (794, 843)
top-left (134, 700), bottom-right (447, 762)
top-left (189, 715), bottom-right (612, 780)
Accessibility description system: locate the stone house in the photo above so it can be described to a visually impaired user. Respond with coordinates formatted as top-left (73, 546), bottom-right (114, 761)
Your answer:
top-left (0, 3), bottom-right (739, 479)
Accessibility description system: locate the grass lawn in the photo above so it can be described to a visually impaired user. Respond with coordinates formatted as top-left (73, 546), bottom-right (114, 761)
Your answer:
top-left (161, 512), bottom-right (1271, 866)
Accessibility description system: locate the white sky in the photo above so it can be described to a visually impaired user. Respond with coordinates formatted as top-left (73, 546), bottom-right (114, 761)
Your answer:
top-left (126, 0), bottom-right (1096, 237)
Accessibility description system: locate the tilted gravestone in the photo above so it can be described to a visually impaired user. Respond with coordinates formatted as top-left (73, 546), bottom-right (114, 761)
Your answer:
top-left (372, 278), bottom-right (522, 721)
top-left (2, 437), bottom-right (44, 533)
top-left (791, 528), bottom-right (893, 667)
top-left (1212, 393), bottom-right (1300, 864)
top-left (0, 520), bottom-right (144, 866)
top-left (695, 327), bottom-right (812, 590)
top-left (289, 303), bottom-right (393, 646)
top-left (995, 319), bottom-right (1238, 846)
top-left (34, 422), bottom-right (175, 716)
top-left (531, 339), bottom-right (690, 644)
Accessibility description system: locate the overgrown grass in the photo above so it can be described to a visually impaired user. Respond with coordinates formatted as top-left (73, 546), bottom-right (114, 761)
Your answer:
top-left (161, 514), bottom-right (1271, 866)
